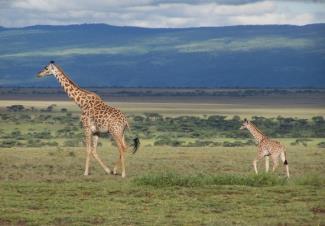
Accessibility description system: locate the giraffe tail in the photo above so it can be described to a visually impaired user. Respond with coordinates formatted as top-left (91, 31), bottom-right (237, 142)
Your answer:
top-left (132, 137), bottom-right (140, 154)
top-left (281, 151), bottom-right (288, 165)
top-left (280, 150), bottom-right (290, 178)
top-left (125, 122), bottom-right (140, 154)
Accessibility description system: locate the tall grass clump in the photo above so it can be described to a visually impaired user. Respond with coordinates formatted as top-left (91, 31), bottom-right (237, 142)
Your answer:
top-left (134, 172), bottom-right (288, 187)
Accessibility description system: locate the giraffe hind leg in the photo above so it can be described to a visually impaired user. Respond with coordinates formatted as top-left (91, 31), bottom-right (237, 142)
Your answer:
top-left (112, 133), bottom-right (127, 178)
top-left (272, 154), bottom-right (280, 172)
top-left (280, 151), bottom-right (290, 178)
top-left (113, 133), bottom-right (127, 175)
top-left (265, 156), bottom-right (270, 173)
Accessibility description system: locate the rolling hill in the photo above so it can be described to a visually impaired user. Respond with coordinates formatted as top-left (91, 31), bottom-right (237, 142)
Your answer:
top-left (0, 23), bottom-right (324, 87)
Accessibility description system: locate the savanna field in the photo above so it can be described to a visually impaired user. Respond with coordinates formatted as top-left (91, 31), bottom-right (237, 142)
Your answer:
top-left (0, 89), bottom-right (324, 226)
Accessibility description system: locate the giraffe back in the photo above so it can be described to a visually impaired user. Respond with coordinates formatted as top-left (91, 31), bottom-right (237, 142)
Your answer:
top-left (83, 99), bottom-right (128, 136)
top-left (258, 138), bottom-right (285, 156)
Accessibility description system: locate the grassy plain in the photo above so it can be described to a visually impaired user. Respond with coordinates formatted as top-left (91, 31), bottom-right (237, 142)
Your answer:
top-left (0, 94), bottom-right (324, 225)
top-left (0, 145), bottom-right (324, 226)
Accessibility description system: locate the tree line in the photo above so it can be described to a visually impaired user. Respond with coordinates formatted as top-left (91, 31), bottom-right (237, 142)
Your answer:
top-left (0, 105), bottom-right (324, 148)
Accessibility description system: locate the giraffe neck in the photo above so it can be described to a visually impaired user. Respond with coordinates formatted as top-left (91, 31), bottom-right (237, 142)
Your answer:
top-left (52, 65), bottom-right (89, 109)
top-left (246, 123), bottom-right (266, 143)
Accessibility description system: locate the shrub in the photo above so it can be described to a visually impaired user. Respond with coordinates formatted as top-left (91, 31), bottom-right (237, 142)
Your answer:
top-left (290, 138), bottom-right (312, 146)
top-left (0, 139), bottom-right (18, 148)
top-left (185, 140), bottom-right (221, 147)
top-left (27, 139), bottom-right (43, 147)
top-left (46, 141), bottom-right (59, 147)
top-left (317, 141), bottom-right (325, 148)
top-left (6, 105), bottom-right (25, 112)
top-left (154, 138), bottom-right (184, 146)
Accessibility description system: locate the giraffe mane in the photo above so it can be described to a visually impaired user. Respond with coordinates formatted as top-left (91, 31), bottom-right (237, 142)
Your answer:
top-left (54, 64), bottom-right (93, 94)
top-left (248, 121), bottom-right (267, 138)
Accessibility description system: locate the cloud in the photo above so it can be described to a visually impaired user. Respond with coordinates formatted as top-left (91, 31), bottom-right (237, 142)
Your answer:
top-left (0, 0), bottom-right (324, 28)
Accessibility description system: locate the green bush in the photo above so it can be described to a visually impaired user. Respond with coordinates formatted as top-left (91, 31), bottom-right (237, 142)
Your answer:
top-left (291, 138), bottom-right (312, 146)
top-left (27, 139), bottom-right (43, 147)
top-left (317, 141), bottom-right (325, 148)
top-left (0, 139), bottom-right (21, 148)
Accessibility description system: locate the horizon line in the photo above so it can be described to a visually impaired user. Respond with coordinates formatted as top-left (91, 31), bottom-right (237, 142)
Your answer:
top-left (1, 22), bottom-right (325, 30)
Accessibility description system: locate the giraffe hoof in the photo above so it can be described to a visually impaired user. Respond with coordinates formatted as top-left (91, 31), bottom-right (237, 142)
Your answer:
top-left (122, 172), bottom-right (126, 178)
top-left (105, 168), bottom-right (111, 175)
top-left (84, 173), bottom-right (89, 176)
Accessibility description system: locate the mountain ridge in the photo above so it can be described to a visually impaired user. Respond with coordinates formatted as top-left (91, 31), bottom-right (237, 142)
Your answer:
top-left (0, 23), bottom-right (324, 87)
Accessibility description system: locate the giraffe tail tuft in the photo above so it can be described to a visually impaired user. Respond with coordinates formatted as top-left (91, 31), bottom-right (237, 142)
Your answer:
top-left (132, 137), bottom-right (140, 154)
top-left (125, 121), bottom-right (140, 154)
top-left (284, 160), bottom-right (288, 165)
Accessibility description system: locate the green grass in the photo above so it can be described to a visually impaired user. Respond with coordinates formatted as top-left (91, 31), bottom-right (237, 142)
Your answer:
top-left (134, 172), bottom-right (290, 187)
top-left (0, 145), bottom-right (324, 226)
top-left (0, 98), bottom-right (324, 225)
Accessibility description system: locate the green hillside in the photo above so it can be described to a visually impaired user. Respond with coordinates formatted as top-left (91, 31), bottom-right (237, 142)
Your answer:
top-left (0, 24), bottom-right (324, 87)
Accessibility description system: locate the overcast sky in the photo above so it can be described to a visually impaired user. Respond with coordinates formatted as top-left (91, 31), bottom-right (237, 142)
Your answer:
top-left (1, 0), bottom-right (325, 28)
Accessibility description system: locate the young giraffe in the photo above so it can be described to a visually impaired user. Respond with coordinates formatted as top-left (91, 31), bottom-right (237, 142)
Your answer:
top-left (240, 119), bottom-right (289, 177)
top-left (37, 61), bottom-right (140, 178)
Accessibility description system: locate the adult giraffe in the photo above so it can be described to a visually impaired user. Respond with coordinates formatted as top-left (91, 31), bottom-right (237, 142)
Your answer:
top-left (37, 61), bottom-right (140, 178)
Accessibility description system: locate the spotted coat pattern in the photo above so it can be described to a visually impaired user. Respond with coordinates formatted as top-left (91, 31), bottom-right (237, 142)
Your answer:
top-left (37, 62), bottom-right (134, 178)
top-left (241, 120), bottom-right (290, 177)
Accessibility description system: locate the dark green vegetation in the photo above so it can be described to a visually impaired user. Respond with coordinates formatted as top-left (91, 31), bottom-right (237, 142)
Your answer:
top-left (1, 87), bottom-right (325, 99)
top-left (0, 24), bottom-right (325, 87)
top-left (1, 104), bottom-right (324, 148)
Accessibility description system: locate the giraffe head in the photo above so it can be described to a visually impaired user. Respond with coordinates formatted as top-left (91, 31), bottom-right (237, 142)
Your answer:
top-left (240, 118), bottom-right (249, 130)
top-left (37, 61), bottom-right (56, 78)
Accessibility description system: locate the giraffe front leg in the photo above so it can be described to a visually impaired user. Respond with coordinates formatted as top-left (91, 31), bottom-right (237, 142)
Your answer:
top-left (91, 135), bottom-right (111, 174)
top-left (84, 150), bottom-right (91, 176)
top-left (84, 131), bottom-right (92, 176)
top-left (253, 151), bottom-right (264, 175)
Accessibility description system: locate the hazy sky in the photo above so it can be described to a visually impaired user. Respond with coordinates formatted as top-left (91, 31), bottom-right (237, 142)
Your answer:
top-left (1, 0), bottom-right (325, 28)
